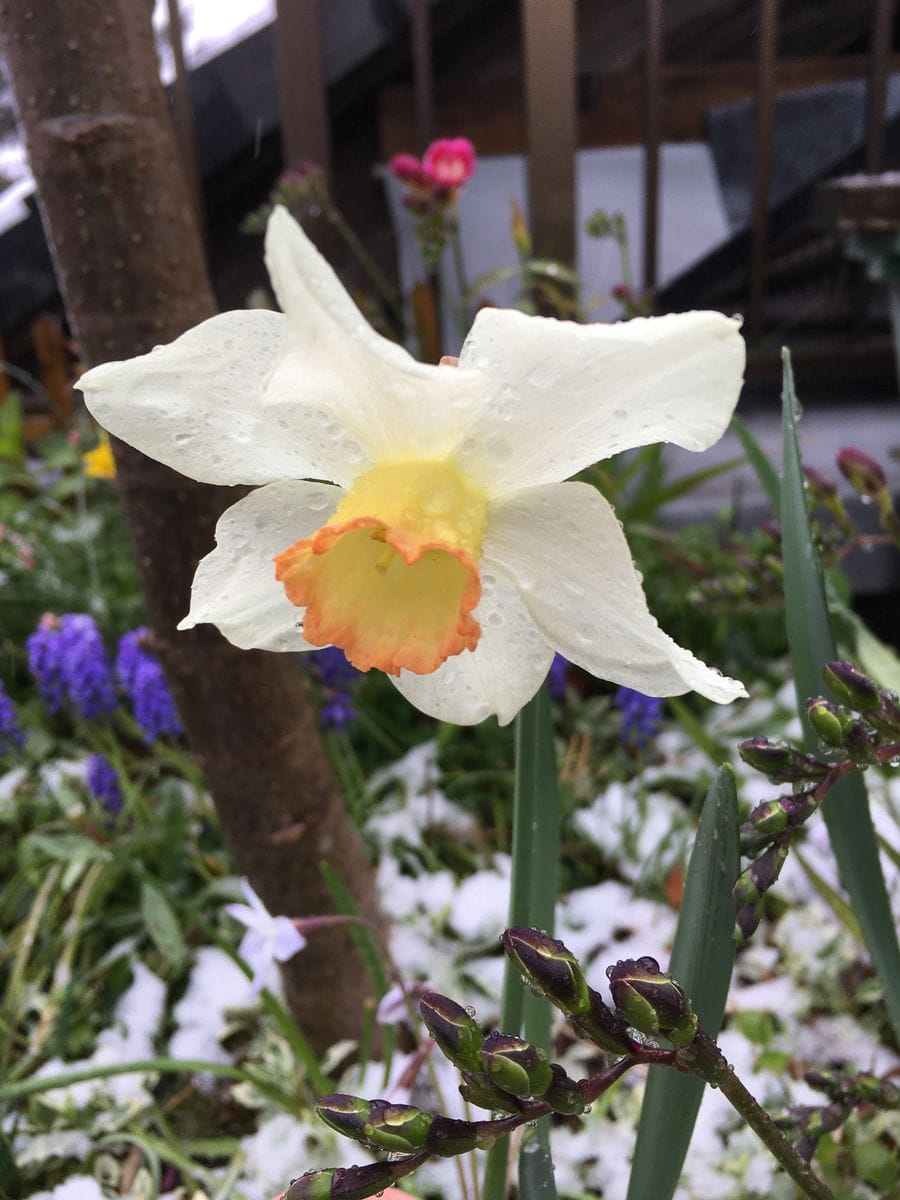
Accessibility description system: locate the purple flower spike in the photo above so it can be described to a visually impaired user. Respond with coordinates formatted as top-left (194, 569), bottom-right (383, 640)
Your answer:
top-left (58, 615), bottom-right (118, 720)
top-left (27, 613), bottom-right (117, 721)
top-left (308, 648), bottom-right (360, 732)
top-left (0, 680), bottom-right (25, 754)
top-left (547, 653), bottom-right (569, 698)
top-left (614, 686), bottom-right (664, 748)
top-left (86, 753), bottom-right (123, 814)
top-left (116, 628), bottom-right (182, 742)
top-left (26, 615), bottom-right (67, 714)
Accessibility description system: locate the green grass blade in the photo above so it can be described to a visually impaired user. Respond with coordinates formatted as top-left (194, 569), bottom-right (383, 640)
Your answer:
top-left (320, 862), bottom-right (391, 997)
top-left (484, 683), bottom-right (560, 1200)
top-left (731, 413), bottom-right (781, 511)
top-left (626, 765), bottom-right (740, 1200)
top-left (780, 347), bottom-right (900, 1039)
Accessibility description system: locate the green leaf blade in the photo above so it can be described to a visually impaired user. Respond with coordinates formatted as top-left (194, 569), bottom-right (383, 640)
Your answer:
top-left (779, 347), bottom-right (900, 1039)
top-left (626, 765), bottom-right (740, 1200)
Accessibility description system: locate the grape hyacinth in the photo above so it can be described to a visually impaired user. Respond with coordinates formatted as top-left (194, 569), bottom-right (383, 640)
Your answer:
top-left (86, 753), bottom-right (123, 815)
top-left (27, 613), bottom-right (117, 720)
top-left (547, 653), bottom-right (569, 699)
top-left (116, 628), bottom-right (183, 742)
top-left (0, 680), bottom-right (25, 755)
top-left (615, 686), bottom-right (664, 748)
top-left (308, 647), bottom-right (361, 731)
top-left (26, 615), bottom-right (67, 713)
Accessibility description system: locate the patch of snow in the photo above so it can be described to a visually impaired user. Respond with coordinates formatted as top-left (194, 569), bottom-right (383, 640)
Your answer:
top-left (34, 962), bottom-right (165, 1109)
top-left (168, 945), bottom-right (252, 1066)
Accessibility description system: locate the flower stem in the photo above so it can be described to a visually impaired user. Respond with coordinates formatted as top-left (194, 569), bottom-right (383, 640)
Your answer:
top-left (325, 204), bottom-right (406, 336)
top-left (682, 1032), bottom-right (836, 1200)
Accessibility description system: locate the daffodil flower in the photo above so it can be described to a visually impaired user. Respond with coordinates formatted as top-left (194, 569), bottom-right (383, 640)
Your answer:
top-left (225, 879), bottom-right (307, 996)
top-left (77, 208), bottom-right (747, 725)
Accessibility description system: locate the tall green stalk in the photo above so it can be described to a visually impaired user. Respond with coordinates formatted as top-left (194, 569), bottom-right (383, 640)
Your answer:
top-left (483, 684), bottom-right (560, 1200)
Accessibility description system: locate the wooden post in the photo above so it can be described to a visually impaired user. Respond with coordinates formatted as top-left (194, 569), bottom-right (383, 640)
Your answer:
top-left (747, 0), bottom-right (779, 344)
top-left (410, 0), bottom-right (436, 151)
top-left (643, 0), bottom-right (663, 297)
top-left (274, 0), bottom-right (332, 181)
top-left (521, 0), bottom-right (578, 265)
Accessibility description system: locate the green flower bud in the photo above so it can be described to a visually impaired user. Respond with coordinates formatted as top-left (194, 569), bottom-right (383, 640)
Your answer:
top-left (747, 798), bottom-right (790, 837)
top-left (822, 661), bottom-right (880, 712)
top-left (458, 1070), bottom-right (523, 1113)
top-left (426, 1114), bottom-right (478, 1157)
top-left (738, 737), bottom-right (828, 784)
top-left (419, 991), bottom-right (484, 1071)
top-left (805, 698), bottom-right (847, 748)
top-left (315, 1094), bottom-right (371, 1143)
top-left (501, 927), bottom-right (591, 1016)
top-left (285, 1169), bottom-right (336, 1200)
top-left (606, 957), bottom-right (698, 1047)
top-left (480, 1032), bottom-right (554, 1098)
top-left (542, 1063), bottom-right (586, 1115)
top-left (364, 1100), bottom-right (433, 1154)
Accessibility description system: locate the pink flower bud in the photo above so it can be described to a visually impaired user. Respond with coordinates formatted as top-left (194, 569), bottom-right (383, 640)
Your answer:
top-left (422, 137), bottom-right (476, 189)
top-left (389, 153), bottom-right (427, 186)
top-left (836, 446), bottom-right (888, 499)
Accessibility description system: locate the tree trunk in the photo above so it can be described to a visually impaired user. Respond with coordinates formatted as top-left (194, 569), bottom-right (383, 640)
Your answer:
top-left (0, 0), bottom-right (385, 1053)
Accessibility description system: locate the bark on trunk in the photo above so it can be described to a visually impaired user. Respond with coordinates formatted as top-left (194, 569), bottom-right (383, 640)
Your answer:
top-left (0, 0), bottom-right (385, 1053)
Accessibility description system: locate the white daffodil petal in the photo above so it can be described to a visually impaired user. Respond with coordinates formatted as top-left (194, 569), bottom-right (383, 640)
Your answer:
top-left (485, 482), bottom-right (747, 704)
top-left (178, 480), bottom-right (342, 652)
top-left (393, 567), bottom-right (555, 725)
top-left (77, 309), bottom-right (356, 486)
top-left (262, 208), bottom-right (480, 474)
top-left (456, 308), bottom-right (745, 494)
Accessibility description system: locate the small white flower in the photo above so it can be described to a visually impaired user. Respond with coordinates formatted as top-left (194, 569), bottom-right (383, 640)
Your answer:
top-left (225, 879), bottom-right (307, 995)
top-left (78, 208), bottom-right (748, 725)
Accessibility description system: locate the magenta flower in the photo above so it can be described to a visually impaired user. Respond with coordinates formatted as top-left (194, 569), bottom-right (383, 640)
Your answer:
top-left (422, 137), bottom-right (476, 189)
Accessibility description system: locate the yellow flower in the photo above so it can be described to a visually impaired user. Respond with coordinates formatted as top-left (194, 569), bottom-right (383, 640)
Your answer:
top-left (77, 208), bottom-right (747, 725)
top-left (82, 434), bottom-right (116, 480)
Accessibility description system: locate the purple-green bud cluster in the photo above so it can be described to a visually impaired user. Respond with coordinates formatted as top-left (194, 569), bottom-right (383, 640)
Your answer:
top-left (606, 957), bottom-right (698, 1047)
top-left (805, 698), bottom-right (876, 763)
top-left (316, 1093), bottom-right (485, 1160)
top-left (501, 927), bottom-right (633, 1054)
top-left (419, 991), bottom-right (484, 1071)
top-left (317, 1094), bottom-right (433, 1155)
top-left (738, 737), bottom-right (829, 784)
top-left (733, 833), bottom-right (791, 945)
top-left (772, 1067), bottom-right (899, 1164)
top-left (480, 1032), bottom-right (553, 1098)
top-left (285, 1158), bottom-right (422, 1200)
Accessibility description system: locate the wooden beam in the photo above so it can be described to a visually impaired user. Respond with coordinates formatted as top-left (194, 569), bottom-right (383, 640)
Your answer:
top-left (409, 0), bottom-right (435, 151)
top-left (520, 0), bottom-right (577, 263)
top-left (274, 0), bottom-right (331, 180)
top-left (747, 0), bottom-right (779, 344)
top-left (643, 0), bottom-right (663, 294)
top-left (867, 0), bottom-right (896, 173)
top-left (381, 54), bottom-right (896, 157)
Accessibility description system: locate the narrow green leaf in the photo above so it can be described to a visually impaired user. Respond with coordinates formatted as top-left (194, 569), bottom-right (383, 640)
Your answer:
top-left (320, 862), bottom-right (391, 997)
top-left (518, 1129), bottom-right (558, 1200)
top-left (484, 684), bottom-right (560, 1200)
top-left (140, 881), bottom-right (186, 968)
top-left (792, 848), bottom-right (863, 943)
top-left (625, 457), bottom-right (744, 522)
top-left (731, 413), bottom-right (781, 511)
top-left (779, 347), bottom-right (900, 1039)
top-left (626, 765), bottom-right (740, 1200)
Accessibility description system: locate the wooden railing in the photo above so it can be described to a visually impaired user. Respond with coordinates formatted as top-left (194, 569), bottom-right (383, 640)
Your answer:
top-left (166, 0), bottom-right (898, 350)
